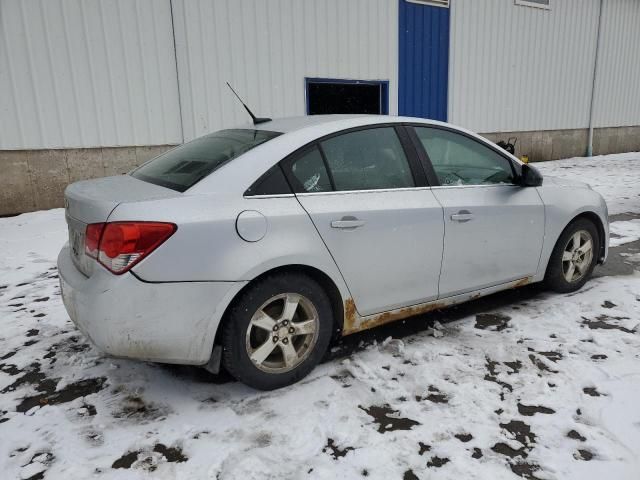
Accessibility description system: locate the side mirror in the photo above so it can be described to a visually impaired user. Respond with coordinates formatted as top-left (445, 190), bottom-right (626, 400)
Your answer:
top-left (520, 164), bottom-right (543, 187)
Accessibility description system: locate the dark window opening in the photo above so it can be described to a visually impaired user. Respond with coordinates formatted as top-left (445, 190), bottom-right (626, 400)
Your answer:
top-left (244, 165), bottom-right (292, 196)
top-left (306, 78), bottom-right (389, 115)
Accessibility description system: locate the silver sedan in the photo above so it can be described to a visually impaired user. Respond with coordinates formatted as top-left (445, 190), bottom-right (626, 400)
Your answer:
top-left (58, 115), bottom-right (609, 390)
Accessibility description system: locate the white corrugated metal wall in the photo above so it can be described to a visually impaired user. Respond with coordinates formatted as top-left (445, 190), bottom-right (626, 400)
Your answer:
top-left (592, 0), bottom-right (640, 128)
top-left (171, 0), bottom-right (399, 142)
top-left (448, 0), bottom-right (602, 133)
top-left (2, 0), bottom-right (639, 150)
top-left (0, 0), bottom-right (182, 150)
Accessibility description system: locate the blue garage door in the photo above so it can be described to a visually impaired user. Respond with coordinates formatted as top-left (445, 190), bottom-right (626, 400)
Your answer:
top-left (398, 0), bottom-right (450, 121)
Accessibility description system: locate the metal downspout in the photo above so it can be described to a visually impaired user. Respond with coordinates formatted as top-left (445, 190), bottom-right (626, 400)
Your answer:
top-left (587, 0), bottom-right (604, 157)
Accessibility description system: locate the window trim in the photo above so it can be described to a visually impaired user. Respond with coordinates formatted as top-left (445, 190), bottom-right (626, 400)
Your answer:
top-left (406, 124), bottom-right (521, 188)
top-left (406, 0), bottom-right (449, 8)
top-left (280, 123), bottom-right (429, 195)
top-left (514, 0), bottom-right (551, 10)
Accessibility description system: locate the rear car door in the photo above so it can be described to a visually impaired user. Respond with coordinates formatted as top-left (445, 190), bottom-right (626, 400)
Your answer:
top-left (410, 126), bottom-right (545, 297)
top-left (283, 125), bottom-right (444, 316)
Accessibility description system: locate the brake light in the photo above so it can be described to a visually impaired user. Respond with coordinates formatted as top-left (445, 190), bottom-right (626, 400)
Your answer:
top-left (85, 223), bottom-right (105, 259)
top-left (84, 222), bottom-right (176, 274)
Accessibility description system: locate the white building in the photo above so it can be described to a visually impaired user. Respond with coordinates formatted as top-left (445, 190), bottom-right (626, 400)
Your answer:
top-left (1, 0), bottom-right (639, 214)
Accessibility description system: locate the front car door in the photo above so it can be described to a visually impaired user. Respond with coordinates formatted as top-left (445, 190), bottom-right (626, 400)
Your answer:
top-left (410, 126), bottom-right (545, 297)
top-left (283, 125), bottom-right (444, 316)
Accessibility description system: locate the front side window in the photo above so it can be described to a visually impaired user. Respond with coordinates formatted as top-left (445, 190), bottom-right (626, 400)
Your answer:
top-left (132, 129), bottom-right (280, 192)
top-left (320, 127), bottom-right (414, 191)
top-left (413, 127), bottom-right (516, 186)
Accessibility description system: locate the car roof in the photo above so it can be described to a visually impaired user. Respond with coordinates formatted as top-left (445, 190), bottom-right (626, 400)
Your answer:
top-left (249, 115), bottom-right (377, 133)
top-left (240, 114), bottom-right (454, 134)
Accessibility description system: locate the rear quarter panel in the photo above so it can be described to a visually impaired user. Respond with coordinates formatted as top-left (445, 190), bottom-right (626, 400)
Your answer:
top-left (108, 194), bottom-right (351, 298)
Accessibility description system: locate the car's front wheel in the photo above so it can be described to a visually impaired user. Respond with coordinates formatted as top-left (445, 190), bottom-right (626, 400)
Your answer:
top-left (545, 218), bottom-right (600, 293)
top-left (221, 273), bottom-right (333, 390)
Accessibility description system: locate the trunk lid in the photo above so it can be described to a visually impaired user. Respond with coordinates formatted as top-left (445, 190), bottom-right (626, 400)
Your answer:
top-left (64, 175), bottom-right (181, 276)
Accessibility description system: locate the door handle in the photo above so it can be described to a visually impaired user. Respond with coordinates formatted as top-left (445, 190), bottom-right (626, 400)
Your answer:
top-left (331, 216), bottom-right (366, 229)
top-left (450, 211), bottom-right (474, 222)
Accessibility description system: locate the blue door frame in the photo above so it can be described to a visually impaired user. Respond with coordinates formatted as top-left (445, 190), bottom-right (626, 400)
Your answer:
top-left (398, 0), bottom-right (450, 121)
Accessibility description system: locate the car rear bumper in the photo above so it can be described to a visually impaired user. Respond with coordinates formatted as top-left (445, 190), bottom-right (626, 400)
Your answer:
top-left (57, 244), bottom-right (246, 365)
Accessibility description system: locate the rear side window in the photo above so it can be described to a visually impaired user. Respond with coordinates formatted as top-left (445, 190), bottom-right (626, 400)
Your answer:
top-left (289, 147), bottom-right (333, 193)
top-left (131, 129), bottom-right (280, 192)
top-left (320, 127), bottom-right (415, 191)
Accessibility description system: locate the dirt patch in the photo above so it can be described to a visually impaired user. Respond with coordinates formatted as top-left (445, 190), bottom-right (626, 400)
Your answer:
top-left (17, 377), bottom-right (106, 413)
top-left (323, 438), bottom-right (354, 459)
top-left (583, 387), bottom-right (604, 397)
top-left (472, 448), bottom-right (483, 459)
top-left (1, 362), bottom-right (56, 395)
top-left (531, 349), bottom-right (563, 363)
top-left (501, 420), bottom-right (536, 446)
top-left (582, 315), bottom-right (636, 334)
top-left (1, 351), bottom-right (17, 360)
top-left (112, 451), bottom-right (139, 469)
top-left (403, 470), bottom-right (419, 480)
top-left (492, 442), bottom-right (527, 458)
top-left (591, 354), bottom-right (607, 360)
top-left (330, 370), bottom-right (354, 388)
top-left (153, 443), bottom-right (187, 463)
top-left (113, 394), bottom-right (167, 422)
top-left (0, 363), bottom-right (20, 376)
top-left (602, 300), bottom-right (616, 308)
top-left (567, 430), bottom-right (586, 442)
top-left (418, 442), bottom-right (431, 455)
top-left (517, 403), bottom-right (555, 416)
top-left (427, 456), bottom-right (450, 468)
top-left (475, 313), bottom-right (511, 331)
top-left (26, 329), bottom-right (39, 337)
top-left (484, 358), bottom-right (513, 398)
top-left (112, 444), bottom-right (187, 470)
top-left (20, 452), bottom-right (55, 480)
top-left (359, 404), bottom-right (420, 433)
top-left (510, 461), bottom-right (543, 480)
top-left (528, 354), bottom-right (558, 374)
top-left (33, 297), bottom-right (49, 302)
top-left (575, 449), bottom-right (594, 461)
top-left (416, 385), bottom-right (448, 404)
top-left (455, 433), bottom-right (473, 443)
top-left (503, 360), bottom-right (522, 374)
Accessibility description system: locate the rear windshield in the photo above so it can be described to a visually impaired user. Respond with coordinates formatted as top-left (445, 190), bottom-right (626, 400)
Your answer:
top-left (131, 129), bottom-right (281, 192)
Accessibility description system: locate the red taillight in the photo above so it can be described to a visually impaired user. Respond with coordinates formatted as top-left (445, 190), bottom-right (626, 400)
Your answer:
top-left (85, 223), bottom-right (105, 259)
top-left (84, 222), bottom-right (176, 274)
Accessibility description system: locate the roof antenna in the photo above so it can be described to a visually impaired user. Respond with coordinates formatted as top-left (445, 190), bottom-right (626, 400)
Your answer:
top-left (226, 82), bottom-right (271, 125)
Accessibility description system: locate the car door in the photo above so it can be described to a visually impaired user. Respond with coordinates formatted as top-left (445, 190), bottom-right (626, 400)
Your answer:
top-left (282, 125), bottom-right (444, 316)
top-left (410, 126), bottom-right (545, 298)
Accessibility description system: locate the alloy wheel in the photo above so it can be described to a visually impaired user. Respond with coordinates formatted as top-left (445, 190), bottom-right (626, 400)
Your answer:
top-left (245, 293), bottom-right (319, 374)
top-left (562, 230), bottom-right (594, 283)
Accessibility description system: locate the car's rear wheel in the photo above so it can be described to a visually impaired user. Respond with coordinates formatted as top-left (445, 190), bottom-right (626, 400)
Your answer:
top-left (221, 273), bottom-right (333, 390)
top-left (545, 218), bottom-right (600, 293)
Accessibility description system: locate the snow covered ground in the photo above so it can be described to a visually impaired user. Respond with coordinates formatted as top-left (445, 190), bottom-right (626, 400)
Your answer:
top-left (1, 153), bottom-right (639, 480)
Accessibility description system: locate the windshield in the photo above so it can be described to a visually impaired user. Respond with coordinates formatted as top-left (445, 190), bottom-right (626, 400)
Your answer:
top-left (131, 129), bottom-right (281, 192)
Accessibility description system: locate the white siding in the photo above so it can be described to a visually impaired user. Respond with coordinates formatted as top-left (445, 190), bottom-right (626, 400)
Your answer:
top-left (172, 0), bottom-right (399, 142)
top-left (0, 0), bottom-right (182, 150)
top-left (592, 0), bottom-right (640, 128)
top-left (448, 0), bottom-right (602, 133)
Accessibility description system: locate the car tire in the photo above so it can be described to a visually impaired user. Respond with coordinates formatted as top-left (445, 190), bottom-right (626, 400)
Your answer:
top-left (545, 218), bottom-right (600, 293)
top-left (221, 272), bottom-right (334, 390)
